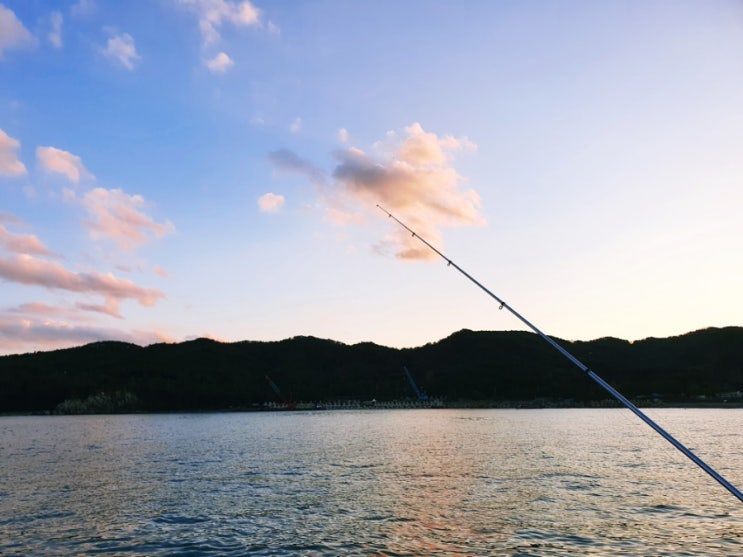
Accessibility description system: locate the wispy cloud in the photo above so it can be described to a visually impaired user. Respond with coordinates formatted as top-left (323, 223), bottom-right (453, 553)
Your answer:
top-left (10, 301), bottom-right (89, 319)
top-left (0, 253), bottom-right (164, 307)
top-left (289, 117), bottom-right (302, 134)
top-left (0, 224), bottom-right (57, 257)
top-left (153, 265), bottom-right (169, 278)
top-left (0, 129), bottom-right (27, 176)
top-left (177, 0), bottom-right (261, 46)
top-left (257, 192), bottom-right (284, 213)
top-left (0, 212), bottom-right (23, 225)
top-left (0, 311), bottom-right (173, 355)
top-left (36, 146), bottom-right (92, 183)
top-left (102, 31), bottom-right (140, 70)
top-left (70, 0), bottom-right (97, 18)
top-left (48, 11), bottom-right (63, 48)
top-left (0, 5), bottom-right (34, 58)
top-left (331, 123), bottom-right (481, 260)
top-left (205, 51), bottom-right (234, 73)
top-left (268, 148), bottom-right (325, 185)
top-left (9, 299), bottom-right (122, 325)
top-left (75, 298), bottom-right (123, 318)
top-left (81, 187), bottom-right (175, 250)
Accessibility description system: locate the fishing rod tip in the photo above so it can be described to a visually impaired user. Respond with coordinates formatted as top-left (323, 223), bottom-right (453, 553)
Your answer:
top-left (376, 204), bottom-right (392, 217)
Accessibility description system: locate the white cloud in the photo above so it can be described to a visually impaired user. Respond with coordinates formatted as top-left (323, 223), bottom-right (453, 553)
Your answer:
top-left (36, 146), bottom-right (92, 183)
top-left (177, 0), bottom-right (261, 46)
top-left (0, 129), bottom-right (26, 176)
top-left (289, 117), bottom-right (302, 134)
top-left (102, 32), bottom-right (140, 70)
top-left (0, 5), bottom-right (34, 58)
top-left (267, 20), bottom-right (280, 35)
top-left (81, 187), bottom-right (175, 250)
top-left (206, 51), bottom-right (234, 73)
top-left (71, 0), bottom-right (97, 18)
top-left (258, 192), bottom-right (285, 213)
top-left (48, 11), bottom-right (63, 48)
top-left (338, 128), bottom-right (349, 143)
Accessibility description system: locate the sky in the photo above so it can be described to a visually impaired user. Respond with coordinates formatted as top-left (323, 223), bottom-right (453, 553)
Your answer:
top-left (1, 0), bottom-right (742, 355)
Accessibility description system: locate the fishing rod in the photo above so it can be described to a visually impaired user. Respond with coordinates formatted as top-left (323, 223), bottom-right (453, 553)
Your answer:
top-left (377, 204), bottom-right (743, 504)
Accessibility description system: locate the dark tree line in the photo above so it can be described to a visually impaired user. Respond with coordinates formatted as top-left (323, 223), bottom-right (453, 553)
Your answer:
top-left (1, 327), bottom-right (742, 413)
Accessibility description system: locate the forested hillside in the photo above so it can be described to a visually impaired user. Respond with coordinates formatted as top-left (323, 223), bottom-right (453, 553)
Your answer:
top-left (1, 327), bottom-right (742, 413)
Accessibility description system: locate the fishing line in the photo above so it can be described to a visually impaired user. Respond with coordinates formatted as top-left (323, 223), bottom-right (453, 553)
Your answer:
top-left (377, 204), bottom-right (743, 504)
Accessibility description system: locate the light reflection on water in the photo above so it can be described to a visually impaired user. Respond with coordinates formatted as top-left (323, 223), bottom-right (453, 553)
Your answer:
top-left (1, 409), bottom-right (743, 555)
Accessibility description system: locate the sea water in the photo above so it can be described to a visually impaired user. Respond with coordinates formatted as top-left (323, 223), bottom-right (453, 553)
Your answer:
top-left (1, 408), bottom-right (742, 556)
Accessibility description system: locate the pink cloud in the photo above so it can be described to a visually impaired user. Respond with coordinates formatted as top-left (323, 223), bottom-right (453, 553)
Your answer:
top-left (9, 301), bottom-right (116, 322)
top-left (10, 302), bottom-right (87, 320)
top-left (36, 146), bottom-right (92, 183)
top-left (0, 312), bottom-right (174, 355)
top-left (267, 123), bottom-right (482, 260)
top-left (82, 187), bottom-right (175, 250)
top-left (330, 123), bottom-right (483, 260)
top-left (0, 129), bottom-right (27, 176)
top-left (153, 265), bottom-right (169, 278)
top-left (0, 254), bottom-right (164, 307)
top-left (75, 299), bottom-right (122, 318)
top-left (398, 122), bottom-right (477, 165)
top-left (324, 207), bottom-right (363, 226)
top-left (0, 5), bottom-right (34, 58)
top-left (0, 224), bottom-right (57, 257)
top-left (258, 192), bottom-right (285, 213)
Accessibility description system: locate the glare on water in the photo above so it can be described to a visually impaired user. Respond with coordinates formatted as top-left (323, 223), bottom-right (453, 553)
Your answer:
top-left (1, 408), bottom-right (742, 556)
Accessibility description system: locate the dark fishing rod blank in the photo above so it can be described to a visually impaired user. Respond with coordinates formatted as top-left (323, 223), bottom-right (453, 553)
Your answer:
top-left (377, 204), bottom-right (743, 504)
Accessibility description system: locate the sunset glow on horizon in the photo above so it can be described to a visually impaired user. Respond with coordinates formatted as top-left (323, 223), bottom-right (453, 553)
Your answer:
top-left (1, 1), bottom-right (742, 355)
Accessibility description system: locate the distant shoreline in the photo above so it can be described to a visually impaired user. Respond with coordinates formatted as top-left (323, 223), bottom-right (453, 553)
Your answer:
top-left (4, 328), bottom-right (743, 415)
top-left (4, 400), bottom-right (743, 417)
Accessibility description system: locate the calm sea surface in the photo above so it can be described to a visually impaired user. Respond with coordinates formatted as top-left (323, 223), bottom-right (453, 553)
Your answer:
top-left (2, 409), bottom-right (743, 556)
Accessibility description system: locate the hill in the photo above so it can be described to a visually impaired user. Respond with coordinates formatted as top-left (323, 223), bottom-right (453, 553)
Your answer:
top-left (1, 327), bottom-right (742, 413)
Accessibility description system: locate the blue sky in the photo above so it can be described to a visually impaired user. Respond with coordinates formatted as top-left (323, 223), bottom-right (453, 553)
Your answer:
top-left (1, 0), bottom-right (741, 355)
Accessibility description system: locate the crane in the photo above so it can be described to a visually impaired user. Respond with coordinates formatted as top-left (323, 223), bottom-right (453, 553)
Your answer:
top-left (403, 366), bottom-right (428, 401)
top-left (264, 375), bottom-right (296, 409)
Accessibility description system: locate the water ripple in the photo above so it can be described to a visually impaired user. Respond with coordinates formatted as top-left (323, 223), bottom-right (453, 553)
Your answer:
top-left (2, 409), bottom-right (743, 555)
